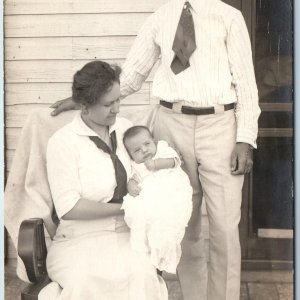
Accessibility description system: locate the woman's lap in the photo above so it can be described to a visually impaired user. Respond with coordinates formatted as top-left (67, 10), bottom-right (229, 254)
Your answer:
top-left (46, 225), bottom-right (167, 299)
top-left (48, 229), bottom-right (153, 282)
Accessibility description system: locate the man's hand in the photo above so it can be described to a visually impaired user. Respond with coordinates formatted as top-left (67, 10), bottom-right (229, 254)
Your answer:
top-left (144, 159), bottom-right (156, 171)
top-left (231, 143), bottom-right (253, 175)
top-left (50, 97), bottom-right (80, 116)
top-left (127, 178), bottom-right (141, 197)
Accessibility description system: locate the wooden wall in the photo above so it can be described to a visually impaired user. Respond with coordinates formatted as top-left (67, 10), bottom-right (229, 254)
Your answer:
top-left (4, 0), bottom-right (209, 259)
top-left (4, 0), bottom-right (171, 175)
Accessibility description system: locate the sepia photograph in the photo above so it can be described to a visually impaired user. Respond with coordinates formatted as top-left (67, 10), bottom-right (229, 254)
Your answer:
top-left (4, 0), bottom-right (294, 299)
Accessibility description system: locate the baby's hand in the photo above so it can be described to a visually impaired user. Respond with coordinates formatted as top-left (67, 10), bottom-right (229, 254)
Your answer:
top-left (144, 159), bottom-right (156, 171)
top-left (127, 178), bottom-right (141, 197)
top-left (132, 173), bottom-right (140, 183)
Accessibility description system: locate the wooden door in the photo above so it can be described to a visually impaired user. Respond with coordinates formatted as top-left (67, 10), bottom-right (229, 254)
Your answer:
top-left (246, 0), bottom-right (293, 268)
top-left (223, 0), bottom-right (293, 269)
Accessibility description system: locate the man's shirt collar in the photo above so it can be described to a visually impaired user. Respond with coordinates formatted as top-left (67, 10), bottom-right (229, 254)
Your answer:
top-left (181, 0), bottom-right (214, 14)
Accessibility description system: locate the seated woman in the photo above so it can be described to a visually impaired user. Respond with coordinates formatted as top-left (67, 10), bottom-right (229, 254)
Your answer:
top-left (46, 60), bottom-right (168, 300)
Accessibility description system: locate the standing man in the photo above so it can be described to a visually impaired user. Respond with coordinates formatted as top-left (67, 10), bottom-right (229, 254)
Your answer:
top-left (52, 0), bottom-right (260, 299)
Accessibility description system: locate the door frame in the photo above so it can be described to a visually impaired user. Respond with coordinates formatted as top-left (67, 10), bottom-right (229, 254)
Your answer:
top-left (239, 0), bottom-right (294, 270)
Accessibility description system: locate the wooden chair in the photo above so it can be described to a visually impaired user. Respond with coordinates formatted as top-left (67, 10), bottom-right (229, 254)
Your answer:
top-left (18, 218), bottom-right (51, 300)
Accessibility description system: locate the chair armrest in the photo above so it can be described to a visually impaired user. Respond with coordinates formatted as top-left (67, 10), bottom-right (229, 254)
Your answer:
top-left (21, 276), bottom-right (52, 300)
top-left (18, 218), bottom-right (48, 283)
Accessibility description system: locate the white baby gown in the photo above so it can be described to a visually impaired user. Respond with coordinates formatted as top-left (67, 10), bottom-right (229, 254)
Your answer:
top-left (122, 141), bottom-right (193, 273)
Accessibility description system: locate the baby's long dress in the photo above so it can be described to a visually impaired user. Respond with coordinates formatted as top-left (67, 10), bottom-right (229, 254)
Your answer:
top-left (122, 141), bottom-right (193, 273)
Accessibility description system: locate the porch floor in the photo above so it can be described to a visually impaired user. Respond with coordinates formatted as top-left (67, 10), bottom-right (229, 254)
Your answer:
top-left (5, 259), bottom-right (293, 300)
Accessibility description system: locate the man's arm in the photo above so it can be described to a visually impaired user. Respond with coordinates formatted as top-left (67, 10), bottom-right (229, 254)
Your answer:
top-left (227, 10), bottom-right (261, 174)
top-left (50, 97), bottom-right (80, 116)
top-left (120, 12), bottom-right (161, 98)
top-left (227, 10), bottom-right (261, 148)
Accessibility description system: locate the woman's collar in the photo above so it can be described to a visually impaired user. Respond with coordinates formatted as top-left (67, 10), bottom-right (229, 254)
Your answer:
top-left (71, 111), bottom-right (117, 136)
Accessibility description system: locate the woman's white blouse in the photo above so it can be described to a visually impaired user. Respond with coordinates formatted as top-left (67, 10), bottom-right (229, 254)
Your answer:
top-left (46, 112), bottom-right (132, 219)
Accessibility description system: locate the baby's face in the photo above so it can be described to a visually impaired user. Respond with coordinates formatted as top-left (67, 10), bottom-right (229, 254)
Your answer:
top-left (125, 130), bottom-right (157, 164)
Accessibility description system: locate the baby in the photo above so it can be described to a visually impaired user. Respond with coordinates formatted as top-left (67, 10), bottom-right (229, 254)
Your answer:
top-left (122, 126), bottom-right (193, 273)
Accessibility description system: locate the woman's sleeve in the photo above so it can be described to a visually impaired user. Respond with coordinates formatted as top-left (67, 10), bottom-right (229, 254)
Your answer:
top-left (46, 134), bottom-right (81, 219)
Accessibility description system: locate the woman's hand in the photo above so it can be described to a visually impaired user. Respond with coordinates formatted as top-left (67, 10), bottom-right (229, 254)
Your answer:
top-left (50, 97), bottom-right (80, 116)
top-left (127, 178), bottom-right (141, 197)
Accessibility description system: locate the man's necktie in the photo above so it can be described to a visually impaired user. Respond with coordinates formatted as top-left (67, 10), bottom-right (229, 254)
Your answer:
top-left (89, 131), bottom-right (127, 203)
top-left (171, 1), bottom-right (196, 75)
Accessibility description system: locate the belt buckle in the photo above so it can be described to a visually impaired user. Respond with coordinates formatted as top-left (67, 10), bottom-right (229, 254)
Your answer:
top-left (214, 104), bottom-right (225, 114)
top-left (172, 102), bottom-right (183, 113)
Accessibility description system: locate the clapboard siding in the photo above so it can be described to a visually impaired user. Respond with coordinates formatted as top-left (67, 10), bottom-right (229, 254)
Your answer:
top-left (3, 4), bottom-right (159, 185)
top-left (5, 150), bottom-right (15, 172)
top-left (4, 0), bottom-right (168, 15)
top-left (5, 82), bottom-right (151, 105)
top-left (5, 60), bottom-right (157, 83)
top-left (5, 14), bottom-right (151, 37)
top-left (5, 128), bottom-right (20, 150)
top-left (5, 36), bottom-right (136, 60)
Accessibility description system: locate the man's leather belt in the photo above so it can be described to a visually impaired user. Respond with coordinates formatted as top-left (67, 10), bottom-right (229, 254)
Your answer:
top-left (160, 100), bottom-right (235, 115)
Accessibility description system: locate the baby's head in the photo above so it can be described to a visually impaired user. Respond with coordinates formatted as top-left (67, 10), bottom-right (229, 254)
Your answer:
top-left (123, 126), bottom-right (157, 164)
